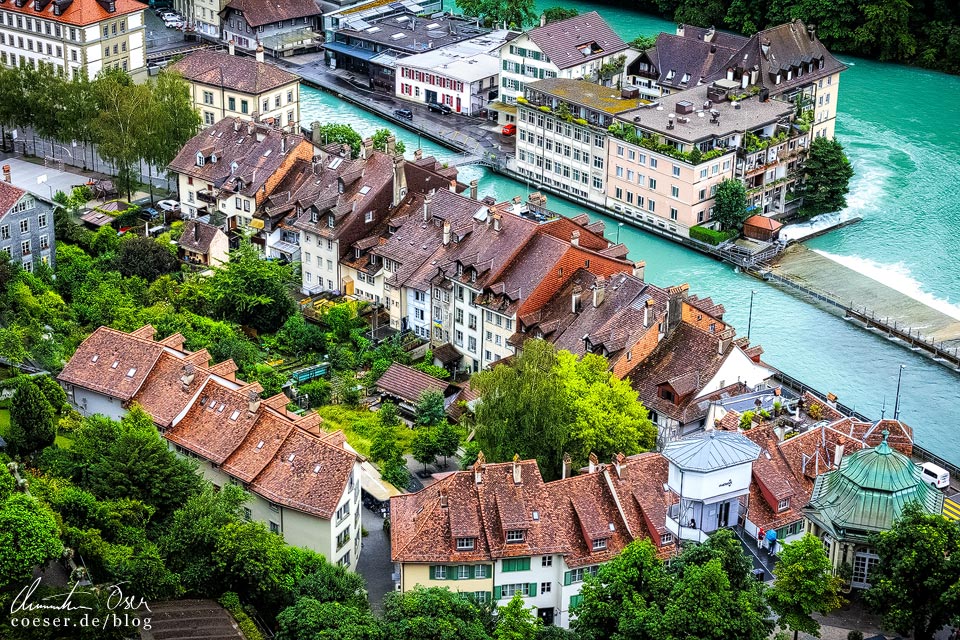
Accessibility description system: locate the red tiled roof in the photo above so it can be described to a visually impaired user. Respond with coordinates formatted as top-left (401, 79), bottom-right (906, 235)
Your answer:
top-left (0, 181), bottom-right (27, 217)
top-left (132, 352), bottom-right (211, 428)
top-left (169, 49), bottom-right (298, 95)
top-left (58, 326), bottom-right (164, 401)
top-left (165, 379), bottom-right (263, 464)
top-left (221, 0), bottom-right (318, 27)
top-left (743, 215), bottom-right (783, 231)
top-left (526, 12), bottom-right (629, 71)
top-left (1, 0), bottom-right (146, 27)
top-left (376, 362), bottom-right (451, 403)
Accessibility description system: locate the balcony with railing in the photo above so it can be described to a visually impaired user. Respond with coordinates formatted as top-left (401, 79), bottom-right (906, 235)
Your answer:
top-left (197, 189), bottom-right (217, 204)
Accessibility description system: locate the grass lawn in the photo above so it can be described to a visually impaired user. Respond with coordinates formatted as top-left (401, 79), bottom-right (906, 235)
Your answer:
top-left (316, 405), bottom-right (415, 458)
top-left (55, 434), bottom-right (73, 449)
top-left (0, 408), bottom-right (9, 441)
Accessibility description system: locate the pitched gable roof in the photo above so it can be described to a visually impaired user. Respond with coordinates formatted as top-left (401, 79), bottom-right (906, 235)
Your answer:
top-left (526, 11), bottom-right (628, 71)
top-left (169, 49), bottom-right (298, 95)
top-left (221, 0), bottom-right (318, 27)
top-left (376, 362), bottom-right (452, 404)
top-left (0, 181), bottom-right (27, 217)
top-left (178, 220), bottom-right (225, 254)
top-left (58, 326), bottom-right (164, 401)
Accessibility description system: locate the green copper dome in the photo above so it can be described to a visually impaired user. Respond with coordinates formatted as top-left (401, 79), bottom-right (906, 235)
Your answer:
top-left (803, 431), bottom-right (944, 539)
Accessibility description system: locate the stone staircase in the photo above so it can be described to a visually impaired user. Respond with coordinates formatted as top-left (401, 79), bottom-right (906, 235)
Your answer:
top-left (140, 599), bottom-right (247, 640)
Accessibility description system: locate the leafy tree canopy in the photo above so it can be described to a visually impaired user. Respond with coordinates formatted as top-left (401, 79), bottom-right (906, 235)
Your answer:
top-left (313, 123), bottom-right (363, 158)
top-left (0, 493), bottom-right (63, 590)
top-left (801, 137), bottom-right (854, 218)
top-left (712, 178), bottom-right (749, 230)
top-left (768, 533), bottom-right (845, 640)
top-left (542, 6), bottom-right (579, 23)
top-left (372, 128), bottom-right (407, 155)
top-left (207, 240), bottom-right (297, 333)
top-left (380, 587), bottom-right (493, 640)
top-left (455, 0), bottom-right (537, 28)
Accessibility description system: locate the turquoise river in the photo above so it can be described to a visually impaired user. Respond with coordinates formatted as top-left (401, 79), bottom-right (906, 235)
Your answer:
top-left (300, 0), bottom-right (960, 465)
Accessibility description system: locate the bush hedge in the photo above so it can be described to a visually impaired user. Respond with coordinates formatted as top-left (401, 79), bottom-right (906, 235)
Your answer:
top-left (219, 593), bottom-right (265, 640)
top-left (689, 225), bottom-right (737, 245)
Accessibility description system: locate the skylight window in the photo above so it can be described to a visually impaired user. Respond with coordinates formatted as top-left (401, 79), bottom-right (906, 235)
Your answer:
top-left (111, 360), bottom-right (120, 369)
top-left (426, 22), bottom-right (440, 28)
top-left (256, 440), bottom-right (265, 450)
top-left (200, 396), bottom-right (209, 406)
top-left (391, 33), bottom-right (407, 40)
top-left (396, 15), bottom-right (409, 22)
top-left (91, 355), bottom-right (100, 363)
top-left (263, 149), bottom-right (272, 157)
top-left (313, 464), bottom-right (322, 473)
top-left (359, 185), bottom-right (371, 195)
top-left (229, 410), bottom-right (241, 421)
top-left (217, 404), bottom-right (226, 413)
top-left (329, 158), bottom-right (343, 169)
top-left (288, 453), bottom-right (296, 462)
top-left (366, 26), bottom-right (381, 33)
top-left (126, 368), bottom-right (137, 377)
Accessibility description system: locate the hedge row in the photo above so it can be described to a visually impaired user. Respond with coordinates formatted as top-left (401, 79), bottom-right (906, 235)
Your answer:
top-left (690, 226), bottom-right (737, 246)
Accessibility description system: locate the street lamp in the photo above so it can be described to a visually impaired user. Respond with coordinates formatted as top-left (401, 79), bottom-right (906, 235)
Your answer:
top-left (746, 290), bottom-right (757, 341)
top-left (617, 222), bottom-right (624, 244)
top-left (893, 364), bottom-right (906, 420)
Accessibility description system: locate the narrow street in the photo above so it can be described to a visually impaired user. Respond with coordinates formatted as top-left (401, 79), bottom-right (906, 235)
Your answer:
top-left (356, 501), bottom-right (395, 613)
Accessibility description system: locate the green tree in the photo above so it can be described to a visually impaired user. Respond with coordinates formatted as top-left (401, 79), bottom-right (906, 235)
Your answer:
top-left (768, 533), bottom-right (846, 640)
top-left (214, 520), bottom-right (291, 610)
top-left (243, 364), bottom-right (288, 397)
top-left (455, 0), bottom-right (536, 28)
top-left (801, 137), bottom-right (854, 217)
top-left (114, 235), bottom-right (181, 281)
top-left (572, 539), bottom-right (670, 640)
top-left (415, 389), bottom-right (447, 428)
top-left (381, 458), bottom-right (411, 490)
top-left (434, 420), bottom-right (461, 468)
top-left (32, 375), bottom-right (68, 415)
top-left (370, 424), bottom-right (403, 466)
top-left (276, 313), bottom-right (326, 357)
top-left (712, 178), bottom-right (749, 230)
top-left (313, 123), bottom-right (363, 158)
top-left (70, 407), bottom-right (202, 517)
top-left (0, 465), bottom-right (15, 503)
top-left (496, 593), bottom-right (542, 640)
top-left (298, 378), bottom-right (332, 408)
top-left (92, 69), bottom-right (150, 200)
top-left (629, 34), bottom-right (657, 51)
top-left (855, 0), bottom-right (917, 61)
top-left (372, 127), bottom-right (407, 155)
top-left (206, 240), bottom-right (297, 333)
top-left (380, 586), bottom-right (492, 640)
top-left (411, 428), bottom-right (440, 472)
top-left (8, 379), bottom-right (57, 455)
top-left (141, 70), bottom-right (201, 200)
top-left (159, 484), bottom-right (247, 596)
top-left (378, 400), bottom-right (402, 429)
top-left (0, 493), bottom-right (63, 590)
top-left (277, 599), bottom-right (380, 640)
top-left (864, 502), bottom-right (960, 640)
top-left (542, 6), bottom-right (579, 23)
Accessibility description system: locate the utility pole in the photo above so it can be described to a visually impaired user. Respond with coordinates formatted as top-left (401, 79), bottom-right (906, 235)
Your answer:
top-left (893, 364), bottom-right (905, 420)
top-left (747, 290), bottom-right (757, 341)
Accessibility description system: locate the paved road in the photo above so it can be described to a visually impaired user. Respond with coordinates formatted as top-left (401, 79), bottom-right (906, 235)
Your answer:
top-left (356, 501), bottom-right (394, 613)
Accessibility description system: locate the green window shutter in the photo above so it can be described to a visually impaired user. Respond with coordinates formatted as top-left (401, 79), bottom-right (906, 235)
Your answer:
top-left (493, 586), bottom-right (502, 600)
top-left (519, 557), bottom-right (531, 571)
top-left (570, 594), bottom-right (583, 608)
top-left (451, 566), bottom-right (459, 580)
top-left (539, 68), bottom-right (544, 79)
top-left (528, 582), bottom-right (537, 597)
top-left (469, 565), bottom-right (476, 579)
top-left (564, 571), bottom-right (572, 586)
top-left (430, 566), bottom-right (436, 580)
top-left (503, 59), bottom-right (508, 71)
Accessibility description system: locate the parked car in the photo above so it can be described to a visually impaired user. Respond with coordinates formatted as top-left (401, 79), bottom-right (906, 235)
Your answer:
top-left (164, 20), bottom-right (184, 29)
top-left (157, 199), bottom-right (180, 213)
top-left (139, 207), bottom-right (160, 221)
top-left (921, 462), bottom-right (950, 489)
top-left (393, 108), bottom-right (413, 120)
top-left (427, 101), bottom-right (451, 114)
top-left (501, 123), bottom-right (516, 136)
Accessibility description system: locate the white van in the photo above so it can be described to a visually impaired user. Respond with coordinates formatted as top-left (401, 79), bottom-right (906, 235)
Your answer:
top-left (920, 462), bottom-right (950, 489)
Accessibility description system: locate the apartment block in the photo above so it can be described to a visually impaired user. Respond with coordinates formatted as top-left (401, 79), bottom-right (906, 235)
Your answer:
top-left (493, 11), bottom-right (631, 125)
top-left (58, 325), bottom-right (364, 568)
top-left (0, 180), bottom-right (55, 272)
top-left (0, 0), bottom-right (146, 80)
top-left (220, 0), bottom-right (320, 57)
top-left (169, 45), bottom-right (301, 129)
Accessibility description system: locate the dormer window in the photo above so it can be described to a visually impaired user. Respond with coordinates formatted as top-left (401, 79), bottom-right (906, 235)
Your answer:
top-left (506, 530), bottom-right (525, 543)
top-left (310, 210), bottom-right (318, 223)
top-left (470, 269), bottom-right (476, 282)
top-left (456, 537), bottom-right (476, 550)
top-left (659, 387), bottom-right (675, 402)
top-left (457, 263), bottom-right (463, 276)
top-left (196, 152), bottom-right (205, 166)
top-left (328, 215), bottom-right (335, 228)
top-left (777, 498), bottom-right (790, 512)
top-left (592, 538), bottom-right (608, 551)
top-left (355, 247), bottom-right (362, 259)
top-left (660, 533), bottom-right (673, 545)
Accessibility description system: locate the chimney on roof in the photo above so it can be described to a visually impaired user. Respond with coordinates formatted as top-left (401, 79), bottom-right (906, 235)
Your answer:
top-left (392, 154), bottom-right (407, 207)
top-left (588, 452), bottom-right (598, 474)
top-left (571, 284), bottom-right (582, 313)
top-left (247, 389), bottom-right (261, 414)
top-left (2, 165), bottom-right (9, 183)
top-left (280, 135), bottom-right (286, 154)
top-left (193, 221), bottom-right (200, 242)
top-left (540, 13), bottom-right (546, 27)
top-left (676, 23), bottom-right (684, 37)
top-left (833, 443), bottom-right (844, 468)
top-left (807, 24), bottom-right (816, 41)
top-left (613, 452), bottom-right (625, 479)
top-left (512, 453), bottom-right (521, 484)
top-left (562, 452), bottom-right (572, 479)
top-left (255, 43), bottom-right (265, 63)
top-left (414, 148), bottom-right (423, 160)
top-left (644, 298), bottom-right (654, 327)
top-left (666, 283), bottom-right (688, 335)
top-left (449, 178), bottom-right (457, 192)
top-left (704, 26), bottom-right (715, 43)
top-left (247, 121), bottom-right (255, 135)
top-left (423, 194), bottom-right (432, 222)
top-left (633, 261), bottom-right (645, 280)
top-left (385, 134), bottom-right (396, 155)
top-left (474, 451), bottom-right (485, 484)
top-left (718, 329), bottom-right (733, 355)
top-left (180, 362), bottom-right (196, 389)
top-left (571, 230), bottom-right (580, 247)
top-left (439, 488), bottom-right (448, 507)
top-left (361, 137), bottom-right (374, 160)
top-left (228, 39), bottom-right (235, 56)
top-left (443, 220), bottom-right (451, 245)
top-left (234, 120), bottom-right (241, 132)
top-left (761, 39), bottom-right (771, 59)
top-left (493, 213), bottom-right (502, 232)
top-left (469, 179), bottom-right (478, 200)
top-left (592, 277), bottom-right (606, 308)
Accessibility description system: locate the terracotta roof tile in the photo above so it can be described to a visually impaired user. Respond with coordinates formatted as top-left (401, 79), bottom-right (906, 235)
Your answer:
top-left (1, 0), bottom-right (146, 28)
top-left (376, 362), bottom-right (451, 403)
top-left (58, 326), bottom-right (164, 401)
top-left (165, 380), bottom-right (262, 464)
top-left (178, 220), bottom-right (225, 254)
top-left (220, 411), bottom-right (296, 483)
top-left (0, 181), bottom-right (27, 218)
top-left (221, 0), bottom-right (318, 27)
top-left (132, 352), bottom-right (210, 428)
top-left (527, 12), bottom-right (628, 71)
top-left (170, 49), bottom-right (298, 95)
